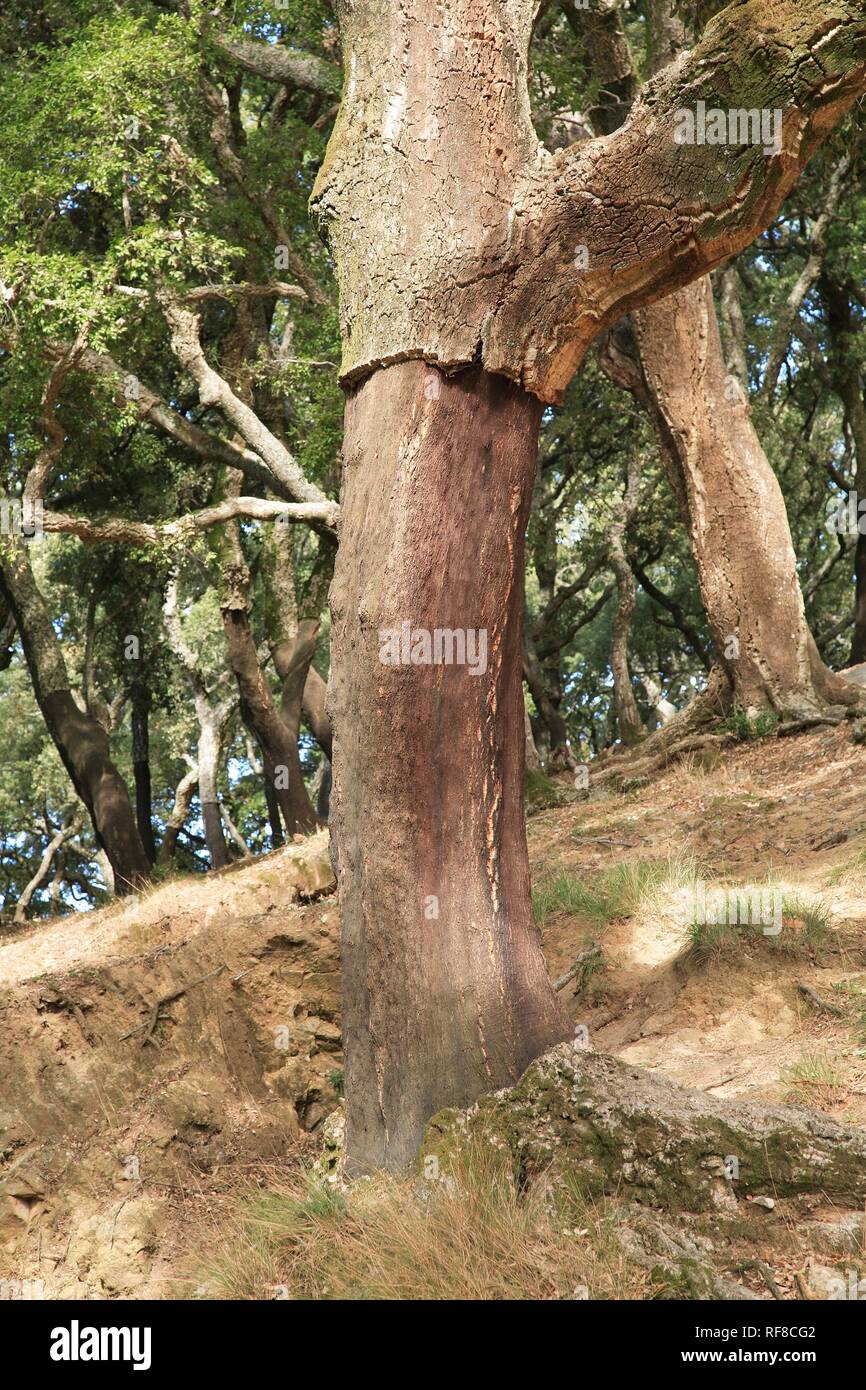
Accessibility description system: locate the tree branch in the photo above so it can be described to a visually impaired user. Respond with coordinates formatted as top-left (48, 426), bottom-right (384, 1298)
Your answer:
top-left (213, 35), bottom-right (341, 98)
top-left (40, 497), bottom-right (338, 548)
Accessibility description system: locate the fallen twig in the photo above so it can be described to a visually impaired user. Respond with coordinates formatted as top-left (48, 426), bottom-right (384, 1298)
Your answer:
top-left (554, 942), bottom-right (602, 992)
top-left (795, 982), bottom-right (846, 1018)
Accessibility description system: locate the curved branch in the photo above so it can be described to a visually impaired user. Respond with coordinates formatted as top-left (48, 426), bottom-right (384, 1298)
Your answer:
top-left (160, 296), bottom-right (335, 514)
top-left (40, 497), bottom-right (338, 548)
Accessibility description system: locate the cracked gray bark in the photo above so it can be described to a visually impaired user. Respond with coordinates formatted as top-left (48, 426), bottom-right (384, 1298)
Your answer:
top-left (313, 0), bottom-right (866, 400)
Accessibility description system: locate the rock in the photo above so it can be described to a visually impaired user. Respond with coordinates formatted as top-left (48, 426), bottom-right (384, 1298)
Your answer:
top-left (66, 1196), bottom-right (160, 1297)
top-left (807, 1212), bottom-right (865, 1255)
top-left (286, 844), bottom-right (336, 900)
top-left (803, 1262), bottom-right (864, 1300)
top-left (423, 1044), bottom-right (866, 1213)
top-left (750, 1196), bottom-right (775, 1210)
top-left (314, 1108), bottom-right (345, 1184)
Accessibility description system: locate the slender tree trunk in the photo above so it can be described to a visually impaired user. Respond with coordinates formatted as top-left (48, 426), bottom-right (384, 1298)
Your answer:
top-left (822, 274), bottom-right (866, 664)
top-left (222, 606), bottom-right (317, 836)
top-left (607, 458), bottom-right (646, 745)
top-left (195, 694), bottom-right (231, 870)
top-left (241, 704), bottom-right (285, 846)
top-left (157, 765), bottom-right (198, 866)
top-left (331, 361), bottom-right (570, 1173)
top-left (14, 809), bottom-right (81, 922)
top-left (0, 544), bottom-right (150, 893)
top-left (632, 280), bottom-right (861, 719)
top-left (301, 662), bottom-right (332, 760)
top-left (523, 637), bottom-right (571, 763)
top-left (270, 618), bottom-right (321, 832)
top-left (131, 683), bottom-right (156, 865)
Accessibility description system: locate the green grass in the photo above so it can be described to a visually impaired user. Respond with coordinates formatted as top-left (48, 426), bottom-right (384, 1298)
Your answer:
top-left (831, 977), bottom-right (866, 1042)
top-left (532, 857), bottom-right (693, 928)
top-left (721, 708), bottom-right (780, 742)
top-left (825, 848), bottom-right (866, 888)
top-left (684, 887), bottom-right (830, 962)
top-left (194, 1148), bottom-right (647, 1301)
top-left (782, 1053), bottom-right (846, 1109)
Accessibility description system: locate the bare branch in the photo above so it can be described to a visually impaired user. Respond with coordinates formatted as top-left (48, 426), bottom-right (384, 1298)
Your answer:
top-left (160, 295), bottom-right (335, 514)
top-left (40, 496), bottom-right (338, 548)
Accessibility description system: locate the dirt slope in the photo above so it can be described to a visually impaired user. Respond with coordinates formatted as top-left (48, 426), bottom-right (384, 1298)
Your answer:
top-left (2, 725), bottom-right (866, 1299)
top-left (0, 835), bottom-right (338, 1298)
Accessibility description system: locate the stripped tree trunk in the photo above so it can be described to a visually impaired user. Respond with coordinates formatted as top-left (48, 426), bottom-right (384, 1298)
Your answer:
top-left (314, 0), bottom-right (866, 1169)
top-left (330, 363), bottom-right (571, 1171)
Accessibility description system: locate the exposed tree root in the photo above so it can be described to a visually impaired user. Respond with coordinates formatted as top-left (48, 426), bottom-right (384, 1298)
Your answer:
top-left (590, 663), bottom-right (866, 786)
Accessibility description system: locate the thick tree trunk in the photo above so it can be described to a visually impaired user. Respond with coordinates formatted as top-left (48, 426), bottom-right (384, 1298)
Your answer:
top-left (632, 279), bottom-right (862, 719)
top-left (0, 544), bottom-right (150, 893)
top-left (316, 0), bottom-right (866, 1174)
top-left (331, 361), bottom-right (571, 1172)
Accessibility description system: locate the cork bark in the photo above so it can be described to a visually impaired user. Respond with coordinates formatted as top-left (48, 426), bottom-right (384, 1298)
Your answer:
top-left (330, 362), bottom-right (571, 1172)
top-left (314, 0), bottom-right (866, 401)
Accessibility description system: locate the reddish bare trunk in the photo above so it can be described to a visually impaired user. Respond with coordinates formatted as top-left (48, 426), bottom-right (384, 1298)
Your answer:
top-left (330, 361), bottom-right (570, 1172)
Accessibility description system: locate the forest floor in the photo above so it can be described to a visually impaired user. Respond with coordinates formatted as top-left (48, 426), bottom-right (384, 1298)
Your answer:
top-left (2, 723), bottom-right (866, 1299)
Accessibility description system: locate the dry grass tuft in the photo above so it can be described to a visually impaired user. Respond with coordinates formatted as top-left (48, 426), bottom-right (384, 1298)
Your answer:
top-left (195, 1143), bottom-right (647, 1301)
